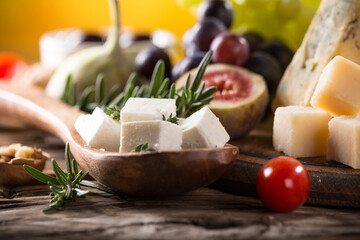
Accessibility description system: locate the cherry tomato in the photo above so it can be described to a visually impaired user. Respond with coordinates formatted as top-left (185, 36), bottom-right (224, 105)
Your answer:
top-left (0, 53), bottom-right (28, 80)
top-left (256, 156), bottom-right (311, 212)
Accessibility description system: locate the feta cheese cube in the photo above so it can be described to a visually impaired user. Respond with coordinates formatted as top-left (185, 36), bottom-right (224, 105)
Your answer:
top-left (74, 107), bottom-right (121, 152)
top-left (327, 116), bottom-right (360, 169)
top-left (120, 97), bottom-right (176, 123)
top-left (180, 106), bottom-right (229, 149)
top-left (273, 106), bottom-right (332, 158)
top-left (120, 120), bottom-right (182, 153)
top-left (311, 56), bottom-right (360, 116)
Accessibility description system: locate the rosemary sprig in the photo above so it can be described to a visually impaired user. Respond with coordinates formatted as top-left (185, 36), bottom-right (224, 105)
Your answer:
top-left (23, 143), bottom-right (114, 212)
top-left (105, 51), bottom-right (215, 120)
top-left (62, 51), bottom-right (216, 119)
top-left (162, 114), bottom-right (179, 125)
top-left (175, 51), bottom-right (217, 118)
top-left (105, 105), bottom-right (121, 120)
top-left (61, 74), bottom-right (120, 113)
top-left (134, 143), bottom-right (155, 152)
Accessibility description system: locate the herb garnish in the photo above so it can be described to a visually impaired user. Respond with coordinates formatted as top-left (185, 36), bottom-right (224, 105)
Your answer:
top-left (62, 51), bottom-right (216, 119)
top-left (61, 74), bottom-right (120, 113)
top-left (23, 143), bottom-right (114, 212)
top-left (175, 51), bottom-right (216, 117)
top-left (107, 51), bottom-right (215, 119)
top-left (134, 143), bottom-right (156, 152)
top-left (162, 113), bottom-right (179, 125)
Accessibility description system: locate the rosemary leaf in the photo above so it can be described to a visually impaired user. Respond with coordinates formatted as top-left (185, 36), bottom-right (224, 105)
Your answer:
top-left (134, 143), bottom-right (155, 152)
top-left (148, 60), bottom-right (165, 97)
top-left (162, 113), bottom-right (179, 125)
top-left (23, 143), bottom-right (117, 212)
top-left (23, 165), bottom-right (59, 185)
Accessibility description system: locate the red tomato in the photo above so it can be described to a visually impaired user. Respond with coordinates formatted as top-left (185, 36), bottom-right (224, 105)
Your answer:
top-left (0, 53), bottom-right (28, 80)
top-left (256, 156), bottom-right (311, 212)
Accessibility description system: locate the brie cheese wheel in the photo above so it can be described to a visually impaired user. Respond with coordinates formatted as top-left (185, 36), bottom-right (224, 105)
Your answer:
top-left (74, 107), bottom-right (121, 152)
top-left (120, 120), bottom-right (182, 152)
top-left (274, 0), bottom-right (360, 108)
top-left (180, 106), bottom-right (229, 149)
top-left (120, 97), bottom-right (176, 123)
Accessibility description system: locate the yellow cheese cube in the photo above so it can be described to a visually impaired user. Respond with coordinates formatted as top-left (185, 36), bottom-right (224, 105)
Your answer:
top-left (310, 56), bottom-right (360, 116)
top-left (273, 106), bottom-right (332, 158)
top-left (327, 116), bottom-right (360, 169)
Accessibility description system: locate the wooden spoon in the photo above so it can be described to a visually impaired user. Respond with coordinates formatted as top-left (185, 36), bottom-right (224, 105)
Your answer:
top-left (0, 82), bottom-right (238, 197)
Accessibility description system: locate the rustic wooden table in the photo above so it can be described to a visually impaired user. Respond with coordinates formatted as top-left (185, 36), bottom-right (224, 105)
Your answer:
top-left (1, 128), bottom-right (360, 240)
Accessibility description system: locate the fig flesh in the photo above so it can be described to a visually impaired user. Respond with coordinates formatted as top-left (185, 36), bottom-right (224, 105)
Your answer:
top-left (176, 64), bottom-right (269, 139)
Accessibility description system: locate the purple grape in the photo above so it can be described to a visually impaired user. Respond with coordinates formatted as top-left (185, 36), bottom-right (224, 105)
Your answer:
top-left (242, 32), bottom-right (265, 52)
top-left (135, 47), bottom-right (171, 80)
top-left (244, 51), bottom-right (282, 95)
top-left (183, 18), bottom-right (226, 53)
top-left (259, 40), bottom-right (294, 72)
top-left (171, 55), bottom-right (204, 83)
top-left (210, 32), bottom-right (250, 66)
top-left (197, 0), bottom-right (234, 29)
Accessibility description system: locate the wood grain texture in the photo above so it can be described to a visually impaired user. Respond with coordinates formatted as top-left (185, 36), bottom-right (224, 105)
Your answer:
top-left (214, 117), bottom-right (360, 208)
top-left (1, 128), bottom-right (360, 239)
top-left (0, 83), bottom-right (237, 197)
top-left (1, 186), bottom-right (360, 240)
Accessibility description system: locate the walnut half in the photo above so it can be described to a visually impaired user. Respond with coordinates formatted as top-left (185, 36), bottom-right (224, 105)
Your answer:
top-left (0, 143), bottom-right (50, 186)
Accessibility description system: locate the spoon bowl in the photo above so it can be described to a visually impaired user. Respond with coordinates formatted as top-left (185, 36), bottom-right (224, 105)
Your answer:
top-left (0, 82), bottom-right (238, 196)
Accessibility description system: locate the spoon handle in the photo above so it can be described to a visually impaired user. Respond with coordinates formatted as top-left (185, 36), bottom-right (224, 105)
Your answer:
top-left (0, 82), bottom-right (82, 143)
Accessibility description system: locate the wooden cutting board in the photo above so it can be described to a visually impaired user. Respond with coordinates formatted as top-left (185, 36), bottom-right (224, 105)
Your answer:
top-left (213, 117), bottom-right (360, 208)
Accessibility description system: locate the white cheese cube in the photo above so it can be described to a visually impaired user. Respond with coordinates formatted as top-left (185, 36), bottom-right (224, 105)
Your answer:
top-left (74, 107), bottom-right (121, 152)
top-left (120, 97), bottom-right (176, 123)
top-left (273, 106), bottom-right (332, 158)
top-left (311, 56), bottom-right (360, 116)
top-left (120, 120), bottom-right (182, 153)
top-left (327, 116), bottom-right (360, 169)
top-left (180, 106), bottom-right (229, 149)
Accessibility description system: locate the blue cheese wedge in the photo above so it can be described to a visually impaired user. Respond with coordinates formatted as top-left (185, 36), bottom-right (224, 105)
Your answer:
top-left (121, 97), bottom-right (176, 123)
top-left (74, 107), bottom-right (121, 152)
top-left (180, 106), bottom-right (230, 149)
top-left (120, 120), bottom-right (182, 152)
top-left (274, 0), bottom-right (360, 108)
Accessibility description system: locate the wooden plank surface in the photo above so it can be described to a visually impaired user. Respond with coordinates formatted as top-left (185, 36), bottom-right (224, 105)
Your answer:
top-left (1, 128), bottom-right (360, 239)
top-left (215, 117), bottom-right (360, 208)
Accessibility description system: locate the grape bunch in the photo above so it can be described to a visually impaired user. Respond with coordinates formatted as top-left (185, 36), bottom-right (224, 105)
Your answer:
top-left (176, 0), bottom-right (321, 50)
top-left (173, 0), bottom-right (295, 103)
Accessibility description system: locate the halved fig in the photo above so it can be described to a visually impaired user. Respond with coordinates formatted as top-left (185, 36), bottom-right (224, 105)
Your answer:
top-left (176, 64), bottom-right (269, 139)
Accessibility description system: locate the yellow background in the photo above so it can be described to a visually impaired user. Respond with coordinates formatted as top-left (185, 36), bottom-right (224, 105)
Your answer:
top-left (0, 0), bottom-right (196, 62)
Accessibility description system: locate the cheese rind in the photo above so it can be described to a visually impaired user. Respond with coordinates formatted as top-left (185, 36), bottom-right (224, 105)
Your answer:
top-left (120, 120), bottom-right (182, 153)
top-left (273, 0), bottom-right (360, 108)
top-left (310, 56), bottom-right (360, 116)
top-left (273, 106), bottom-right (332, 158)
top-left (120, 97), bottom-right (176, 123)
top-left (180, 106), bottom-right (230, 149)
top-left (327, 116), bottom-right (360, 169)
top-left (74, 107), bottom-right (121, 152)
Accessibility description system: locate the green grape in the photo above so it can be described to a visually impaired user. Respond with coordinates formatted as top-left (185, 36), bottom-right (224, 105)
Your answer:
top-left (230, 1), bottom-right (251, 33)
top-left (232, 0), bottom-right (285, 39)
top-left (274, 0), bottom-right (301, 20)
top-left (301, 0), bottom-right (321, 9)
top-left (244, 0), bottom-right (271, 8)
top-left (280, 4), bottom-right (316, 49)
